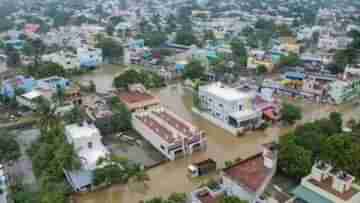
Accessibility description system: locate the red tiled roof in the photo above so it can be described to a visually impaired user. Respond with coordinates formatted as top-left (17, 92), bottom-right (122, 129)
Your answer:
top-left (118, 92), bottom-right (160, 110)
top-left (223, 153), bottom-right (270, 192)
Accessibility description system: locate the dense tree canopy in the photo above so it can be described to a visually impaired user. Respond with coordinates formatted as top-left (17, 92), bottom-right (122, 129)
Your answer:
top-left (230, 38), bottom-right (247, 66)
top-left (94, 155), bottom-right (148, 186)
top-left (28, 62), bottom-right (66, 78)
top-left (28, 116), bottom-right (80, 203)
top-left (113, 69), bottom-right (165, 89)
top-left (280, 103), bottom-right (302, 125)
top-left (279, 112), bottom-right (360, 180)
top-left (221, 196), bottom-right (249, 203)
top-left (279, 134), bottom-right (313, 180)
top-left (96, 37), bottom-right (124, 62)
top-left (138, 31), bottom-right (167, 47)
top-left (175, 30), bottom-right (198, 46)
top-left (95, 97), bottom-right (132, 135)
top-left (144, 192), bottom-right (187, 203)
top-left (0, 131), bottom-right (21, 164)
top-left (278, 53), bottom-right (302, 68)
top-left (183, 60), bottom-right (206, 80)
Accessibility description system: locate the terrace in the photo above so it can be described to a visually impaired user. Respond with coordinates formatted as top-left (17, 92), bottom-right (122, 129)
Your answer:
top-left (136, 114), bottom-right (176, 144)
top-left (152, 108), bottom-right (202, 140)
top-left (223, 153), bottom-right (272, 193)
top-left (133, 107), bottom-right (207, 160)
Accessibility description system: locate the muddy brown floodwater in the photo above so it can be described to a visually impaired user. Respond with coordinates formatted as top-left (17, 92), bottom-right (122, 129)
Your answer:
top-left (73, 66), bottom-right (360, 203)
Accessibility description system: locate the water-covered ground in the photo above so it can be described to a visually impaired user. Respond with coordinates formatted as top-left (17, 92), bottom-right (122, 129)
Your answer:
top-left (73, 66), bottom-right (360, 203)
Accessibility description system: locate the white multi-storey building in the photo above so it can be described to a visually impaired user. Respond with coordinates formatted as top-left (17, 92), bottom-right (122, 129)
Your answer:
top-left (65, 123), bottom-right (109, 170)
top-left (197, 83), bottom-right (262, 135)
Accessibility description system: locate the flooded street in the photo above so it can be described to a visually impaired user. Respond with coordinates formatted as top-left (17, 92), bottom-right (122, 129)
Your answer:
top-left (73, 66), bottom-right (360, 203)
top-left (73, 64), bottom-right (127, 93)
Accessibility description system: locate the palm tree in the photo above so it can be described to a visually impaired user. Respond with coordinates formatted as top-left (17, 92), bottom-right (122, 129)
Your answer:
top-left (36, 97), bottom-right (60, 134)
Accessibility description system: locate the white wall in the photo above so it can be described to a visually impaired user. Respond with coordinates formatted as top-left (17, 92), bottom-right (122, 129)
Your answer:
top-left (132, 116), bottom-right (176, 160)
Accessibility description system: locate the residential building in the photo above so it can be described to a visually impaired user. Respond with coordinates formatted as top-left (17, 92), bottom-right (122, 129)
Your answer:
top-left (77, 47), bottom-right (103, 68)
top-left (1, 75), bottom-right (36, 98)
top-left (42, 51), bottom-right (80, 70)
top-left (221, 143), bottom-right (277, 203)
top-left (65, 123), bottom-right (109, 170)
top-left (132, 106), bottom-right (207, 160)
top-left (64, 123), bottom-right (109, 192)
top-left (197, 83), bottom-right (262, 135)
top-left (37, 76), bottom-right (71, 90)
top-left (118, 84), bottom-right (161, 112)
top-left (16, 76), bottom-right (81, 110)
top-left (328, 77), bottom-right (360, 104)
top-left (247, 50), bottom-right (275, 72)
top-left (293, 162), bottom-right (360, 203)
top-left (279, 37), bottom-right (301, 55)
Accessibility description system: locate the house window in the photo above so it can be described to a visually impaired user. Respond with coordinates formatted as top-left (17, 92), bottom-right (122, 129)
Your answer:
top-left (88, 142), bottom-right (93, 149)
top-left (239, 105), bottom-right (242, 111)
top-left (219, 104), bottom-right (223, 108)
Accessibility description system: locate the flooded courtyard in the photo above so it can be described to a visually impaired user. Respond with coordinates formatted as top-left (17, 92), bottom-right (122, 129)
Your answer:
top-left (73, 66), bottom-right (360, 203)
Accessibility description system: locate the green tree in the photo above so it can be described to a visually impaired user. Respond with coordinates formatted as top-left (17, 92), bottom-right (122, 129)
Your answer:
top-left (5, 45), bottom-right (21, 67)
top-left (279, 134), bottom-right (313, 180)
top-left (29, 62), bottom-right (66, 78)
top-left (279, 53), bottom-right (301, 68)
top-left (113, 69), bottom-right (164, 89)
top-left (139, 31), bottom-right (167, 47)
top-left (94, 155), bottom-right (147, 186)
top-left (0, 18), bottom-right (13, 32)
top-left (95, 99), bottom-right (132, 134)
top-left (256, 65), bottom-right (267, 75)
top-left (221, 196), bottom-right (248, 203)
top-left (329, 112), bottom-right (343, 133)
top-left (96, 37), bottom-right (124, 63)
top-left (230, 39), bottom-right (247, 66)
top-left (0, 131), bottom-right (21, 164)
top-left (165, 14), bottom-right (177, 33)
top-left (64, 105), bottom-right (84, 124)
top-left (280, 103), bottom-right (302, 125)
top-left (320, 135), bottom-right (356, 172)
top-left (36, 97), bottom-right (60, 134)
top-left (183, 60), bottom-right (206, 80)
top-left (167, 193), bottom-right (187, 203)
top-left (11, 184), bottom-right (40, 203)
top-left (175, 30), bottom-right (198, 46)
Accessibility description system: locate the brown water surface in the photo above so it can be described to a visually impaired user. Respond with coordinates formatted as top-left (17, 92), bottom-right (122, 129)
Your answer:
top-left (73, 68), bottom-right (360, 203)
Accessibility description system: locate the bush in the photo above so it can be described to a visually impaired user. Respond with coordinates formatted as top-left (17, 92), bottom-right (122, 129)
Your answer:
top-left (113, 69), bottom-right (165, 89)
top-left (280, 103), bottom-right (302, 125)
